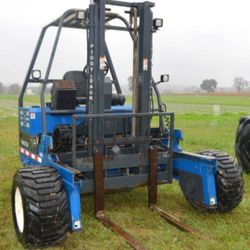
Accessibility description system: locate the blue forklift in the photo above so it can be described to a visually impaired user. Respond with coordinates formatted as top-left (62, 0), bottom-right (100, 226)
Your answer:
top-left (12, 0), bottom-right (244, 248)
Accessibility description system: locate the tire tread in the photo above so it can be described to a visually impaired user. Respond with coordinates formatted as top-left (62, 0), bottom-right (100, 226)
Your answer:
top-left (184, 150), bottom-right (244, 212)
top-left (12, 166), bottom-right (70, 247)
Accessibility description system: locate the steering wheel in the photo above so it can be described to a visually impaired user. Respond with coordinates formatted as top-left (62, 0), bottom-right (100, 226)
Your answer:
top-left (83, 62), bottom-right (109, 79)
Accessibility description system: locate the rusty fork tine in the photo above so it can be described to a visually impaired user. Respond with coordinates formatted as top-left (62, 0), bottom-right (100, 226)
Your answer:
top-left (150, 205), bottom-right (213, 240)
top-left (150, 205), bottom-right (195, 233)
top-left (97, 213), bottom-right (147, 250)
top-left (94, 152), bottom-right (147, 250)
top-left (148, 149), bottom-right (212, 240)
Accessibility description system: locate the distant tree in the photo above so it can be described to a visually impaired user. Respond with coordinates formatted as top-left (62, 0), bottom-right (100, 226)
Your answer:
top-left (8, 84), bottom-right (20, 95)
top-left (234, 77), bottom-right (249, 92)
top-left (128, 76), bottom-right (133, 92)
top-left (200, 79), bottom-right (218, 93)
top-left (0, 82), bottom-right (4, 94)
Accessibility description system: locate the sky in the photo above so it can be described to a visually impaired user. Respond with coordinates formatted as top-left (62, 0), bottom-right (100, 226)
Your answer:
top-left (0, 0), bottom-right (250, 90)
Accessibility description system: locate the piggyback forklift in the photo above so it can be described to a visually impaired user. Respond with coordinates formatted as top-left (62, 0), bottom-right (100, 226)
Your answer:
top-left (12, 0), bottom-right (244, 248)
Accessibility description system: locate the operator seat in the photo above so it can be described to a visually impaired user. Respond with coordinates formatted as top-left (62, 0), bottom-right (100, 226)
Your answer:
top-left (63, 70), bottom-right (126, 107)
top-left (62, 70), bottom-right (128, 136)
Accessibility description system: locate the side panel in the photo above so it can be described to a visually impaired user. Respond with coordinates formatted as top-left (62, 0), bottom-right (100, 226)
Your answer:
top-left (19, 106), bottom-right (132, 135)
top-left (173, 152), bottom-right (218, 206)
top-left (49, 160), bottom-right (82, 231)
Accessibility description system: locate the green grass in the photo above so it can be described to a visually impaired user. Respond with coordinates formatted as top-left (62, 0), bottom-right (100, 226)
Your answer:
top-left (126, 94), bottom-right (250, 106)
top-left (161, 94), bottom-right (250, 107)
top-left (0, 94), bottom-right (250, 250)
top-left (127, 94), bottom-right (250, 114)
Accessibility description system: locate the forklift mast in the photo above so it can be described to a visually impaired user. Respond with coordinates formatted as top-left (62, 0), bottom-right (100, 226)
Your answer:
top-left (87, 0), bottom-right (154, 153)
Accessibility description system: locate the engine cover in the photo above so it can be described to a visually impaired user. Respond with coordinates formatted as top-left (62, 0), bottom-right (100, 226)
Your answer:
top-left (51, 80), bottom-right (77, 110)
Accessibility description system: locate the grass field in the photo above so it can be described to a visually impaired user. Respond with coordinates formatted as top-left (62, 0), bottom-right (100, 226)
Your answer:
top-left (0, 94), bottom-right (250, 250)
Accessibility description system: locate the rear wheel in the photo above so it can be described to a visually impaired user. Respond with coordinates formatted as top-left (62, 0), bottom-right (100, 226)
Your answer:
top-left (235, 116), bottom-right (250, 173)
top-left (182, 150), bottom-right (244, 212)
top-left (12, 167), bottom-right (70, 247)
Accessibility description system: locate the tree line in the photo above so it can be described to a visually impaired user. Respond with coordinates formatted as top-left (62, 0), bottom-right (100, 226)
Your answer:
top-left (200, 77), bottom-right (250, 93)
top-left (0, 83), bottom-right (44, 95)
top-left (0, 82), bottom-right (21, 95)
top-left (1, 77), bottom-right (250, 95)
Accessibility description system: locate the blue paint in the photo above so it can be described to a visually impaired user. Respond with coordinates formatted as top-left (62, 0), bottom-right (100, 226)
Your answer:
top-left (173, 152), bottom-right (217, 206)
top-left (20, 154), bottom-right (41, 166)
top-left (19, 105), bottom-right (133, 231)
top-left (19, 105), bottom-right (132, 135)
top-left (173, 129), bottom-right (183, 152)
top-left (49, 160), bottom-right (82, 231)
top-left (172, 132), bottom-right (217, 206)
top-left (19, 104), bottom-right (219, 230)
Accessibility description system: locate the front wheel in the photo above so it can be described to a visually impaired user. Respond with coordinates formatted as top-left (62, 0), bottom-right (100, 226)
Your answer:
top-left (182, 150), bottom-right (244, 212)
top-left (12, 167), bottom-right (70, 248)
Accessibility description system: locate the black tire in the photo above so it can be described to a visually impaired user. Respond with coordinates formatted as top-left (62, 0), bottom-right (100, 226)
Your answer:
top-left (183, 150), bottom-right (244, 212)
top-left (12, 166), bottom-right (70, 248)
top-left (235, 116), bottom-right (250, 173)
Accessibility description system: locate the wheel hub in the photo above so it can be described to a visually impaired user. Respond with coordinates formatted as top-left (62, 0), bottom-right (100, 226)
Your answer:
top-left (15, 187), bottom-right (24, 233)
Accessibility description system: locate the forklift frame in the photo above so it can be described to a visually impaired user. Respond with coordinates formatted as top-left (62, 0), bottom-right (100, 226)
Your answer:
top-left (17, 1), bottom-right (219, 248)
